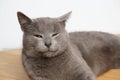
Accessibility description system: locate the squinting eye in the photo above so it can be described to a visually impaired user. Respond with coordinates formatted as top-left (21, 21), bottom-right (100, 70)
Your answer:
top-left (34, 34), bottom-right (43, 38)
top-left (52, 33), bottom-right (59, 37)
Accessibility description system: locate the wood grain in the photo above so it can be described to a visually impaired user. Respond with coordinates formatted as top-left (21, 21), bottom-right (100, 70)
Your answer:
top-left (0, 49), bottom-right (120, 80)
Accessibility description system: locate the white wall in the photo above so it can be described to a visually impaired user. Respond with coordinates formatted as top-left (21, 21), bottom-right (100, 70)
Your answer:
top-left (0, 0), bottom-right (120, 50)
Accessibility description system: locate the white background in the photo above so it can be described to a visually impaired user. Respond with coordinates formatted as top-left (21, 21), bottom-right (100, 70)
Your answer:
top-left (0, 0), bottom-right (120, 50)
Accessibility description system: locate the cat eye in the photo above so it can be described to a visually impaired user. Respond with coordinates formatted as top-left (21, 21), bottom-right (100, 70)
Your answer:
top-left (34, 34), bottom-right (43, 38)
top-left (52, 33), bottom-right (59, 37)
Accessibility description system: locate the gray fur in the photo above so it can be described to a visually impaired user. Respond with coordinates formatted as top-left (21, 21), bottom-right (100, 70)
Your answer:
top-left (17, 12), bottom-right (120, 80)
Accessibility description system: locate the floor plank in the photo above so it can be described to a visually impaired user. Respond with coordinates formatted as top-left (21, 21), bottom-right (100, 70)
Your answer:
top-left (0, 49), bottom-right (120, 80)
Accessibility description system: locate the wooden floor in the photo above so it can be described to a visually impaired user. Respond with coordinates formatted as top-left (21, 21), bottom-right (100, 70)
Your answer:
top-left (0, 49), bottom-right (120, 80)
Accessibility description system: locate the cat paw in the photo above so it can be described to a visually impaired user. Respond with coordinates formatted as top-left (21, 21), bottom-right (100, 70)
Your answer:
top-left (85, 76), bottom-right (96, 80)
top-left (35, 77), bottom-right (49, 80)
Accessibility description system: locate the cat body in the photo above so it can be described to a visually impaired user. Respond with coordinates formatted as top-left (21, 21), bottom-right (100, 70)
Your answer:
top-left (70, 31), bottom-right (120, 76)
top-left (17, 12), bottom-right (120, 80)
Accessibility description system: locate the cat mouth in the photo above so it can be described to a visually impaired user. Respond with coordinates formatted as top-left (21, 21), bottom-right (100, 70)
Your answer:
top-left (35, 46), bottom-right (58, 53)
top-left (35, 47), bottom-right (58, 57)
top-left (38, 49), bottom-right (57, 54)
top-left (41, 50), bottom-right (56, 54)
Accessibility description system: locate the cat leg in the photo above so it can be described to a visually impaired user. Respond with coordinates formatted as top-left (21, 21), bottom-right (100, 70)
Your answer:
top-left (34, 77), bottom-right (49, 80)
top-left (72, 66), bottom-right (96, 80)
top-left (113, 57), bottom-right (120, 69)
top-left (73, 73), bottom-right (96, 80)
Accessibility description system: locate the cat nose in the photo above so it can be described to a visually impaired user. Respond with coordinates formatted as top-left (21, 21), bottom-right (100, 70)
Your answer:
top-left (44, 37), bottom-right (52, 48)
top-left (45, 42), bottom-right (51, 48)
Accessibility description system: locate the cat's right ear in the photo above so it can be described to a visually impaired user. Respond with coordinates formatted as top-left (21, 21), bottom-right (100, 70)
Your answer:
top-left (17, 12), bottom-right (32, 31)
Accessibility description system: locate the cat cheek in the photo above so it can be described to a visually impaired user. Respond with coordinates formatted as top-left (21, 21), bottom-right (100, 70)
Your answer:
top-left (35, 41), bottom-right (48, 52)
top-left (50, 40), bottom-right (58, 51)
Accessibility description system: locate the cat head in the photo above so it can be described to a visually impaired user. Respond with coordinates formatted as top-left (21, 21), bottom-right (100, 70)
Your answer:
top-left (17, 11), bottom-right (71, 58)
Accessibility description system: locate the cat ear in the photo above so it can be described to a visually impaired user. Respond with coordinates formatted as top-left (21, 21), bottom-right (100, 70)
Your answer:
top-left (17, 12), bottom-right (32, 31)
top-left (58, 11), bottom-right (72, 23)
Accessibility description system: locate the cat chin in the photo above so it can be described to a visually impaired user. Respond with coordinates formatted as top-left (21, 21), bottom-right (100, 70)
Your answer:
top-left (40, 50), bottom-right (64, 58)
top-left (41, 50), bottom-right (59, 57)
top-left (42, 52), bottom-right (56, 58)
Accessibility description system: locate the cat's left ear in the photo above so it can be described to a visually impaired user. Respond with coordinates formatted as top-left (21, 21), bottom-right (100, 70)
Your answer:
top-left (57, 11), bottom-right (72, 25)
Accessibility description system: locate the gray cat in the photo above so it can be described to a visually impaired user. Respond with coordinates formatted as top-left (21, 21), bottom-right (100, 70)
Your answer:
top-left (17, 11), bottom-right (120, 80)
